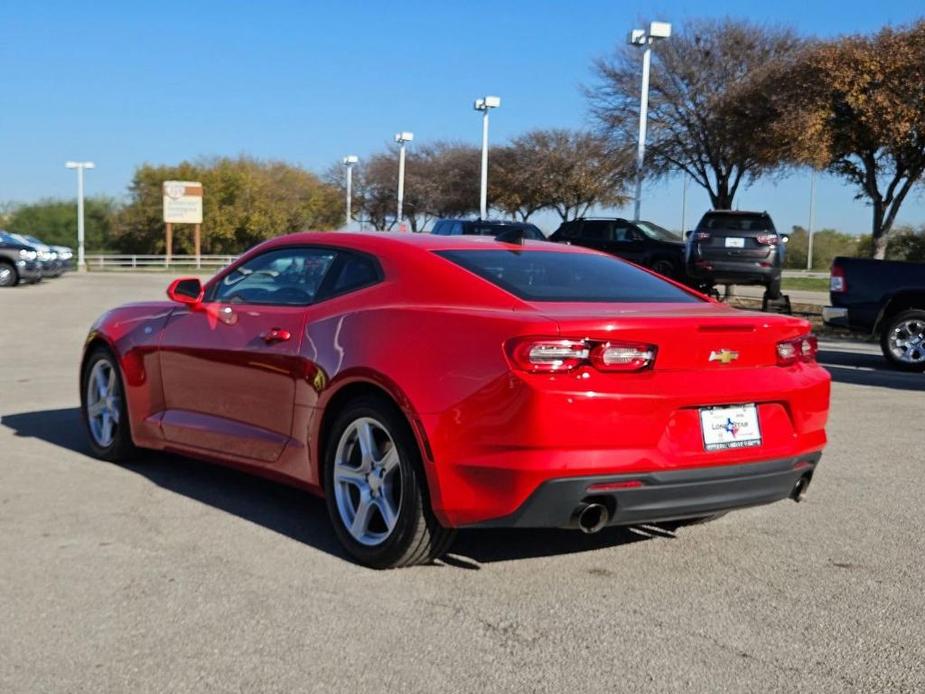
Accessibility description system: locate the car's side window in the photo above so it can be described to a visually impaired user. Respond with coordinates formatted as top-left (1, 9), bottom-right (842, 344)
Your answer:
top-left (325, 252), bottom-right (381, 296)
top-left (432, 221), bottom-right (446, 235)
top-left (614, 224), bottom-right (641, 242)
top-left (210, 247), bottom-right (337, 306)
top-left (450, 222), bottom-right (464, 235)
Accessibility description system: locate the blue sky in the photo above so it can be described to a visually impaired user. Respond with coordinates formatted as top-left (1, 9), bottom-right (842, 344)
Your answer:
top-left (2, 0), bottom-right (923, 235)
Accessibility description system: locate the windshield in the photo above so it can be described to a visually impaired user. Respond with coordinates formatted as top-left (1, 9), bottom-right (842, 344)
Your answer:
top-left (635, 222), bottom-right (681, 242)
top-left (437, 249), bottom-right (699, 303)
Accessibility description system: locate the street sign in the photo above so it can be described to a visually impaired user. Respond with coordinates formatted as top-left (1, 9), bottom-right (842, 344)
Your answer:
top-left (163, 181), bottom-right (203, 224)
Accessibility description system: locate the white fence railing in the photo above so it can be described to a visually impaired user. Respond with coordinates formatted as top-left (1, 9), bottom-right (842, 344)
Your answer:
top-left (84, 254), bottom-right (237, 271)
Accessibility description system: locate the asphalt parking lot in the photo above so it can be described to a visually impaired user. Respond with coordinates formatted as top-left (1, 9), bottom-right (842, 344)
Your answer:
top-left (1, 273), bottom-right (924, 693)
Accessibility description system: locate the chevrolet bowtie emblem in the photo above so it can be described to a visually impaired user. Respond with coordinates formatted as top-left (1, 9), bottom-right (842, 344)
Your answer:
top-left (708, 349), bottom-right (740, 364)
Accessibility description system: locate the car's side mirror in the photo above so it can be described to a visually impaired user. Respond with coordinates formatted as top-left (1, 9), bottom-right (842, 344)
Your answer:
top-left (167, 277), bottom-right (204, 305)
top-left (685, 230), bottom-right (693, 238)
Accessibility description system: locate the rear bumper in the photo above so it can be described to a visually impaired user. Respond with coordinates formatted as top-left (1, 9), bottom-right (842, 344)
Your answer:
top-left (822, 306), bottom-right (849, 328)
top-left (465, 453), bottom-right (821, 529)
top-left (687, 259), bottom-right (779, 285)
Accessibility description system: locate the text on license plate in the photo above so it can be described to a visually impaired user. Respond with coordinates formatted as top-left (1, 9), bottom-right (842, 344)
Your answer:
top-left (700, 404), bottom-right (761, 451)
top-left (725, 237), bottom-right (746, 248)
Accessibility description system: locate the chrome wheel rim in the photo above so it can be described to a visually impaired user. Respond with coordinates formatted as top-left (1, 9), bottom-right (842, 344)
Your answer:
top-left (889, 319), bottom-right (925, 364)
top-left (86, 359), bottom-right (121, 448)
top-left (0, 266), bottom-right (13, 286)
top-left (333, 417), bottom-right (402, 546)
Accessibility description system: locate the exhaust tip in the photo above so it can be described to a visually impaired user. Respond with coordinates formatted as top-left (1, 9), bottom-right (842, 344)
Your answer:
top-left (791, 473), bottom-right (812, 503)
top-left (577, 502), bottom-right (609, 534)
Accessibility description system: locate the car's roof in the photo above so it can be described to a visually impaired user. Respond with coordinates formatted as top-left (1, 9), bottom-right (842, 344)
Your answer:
top-left (702, 210), bottom-right (770, 216)
top-left (258, 231), bottom-right (589, 255)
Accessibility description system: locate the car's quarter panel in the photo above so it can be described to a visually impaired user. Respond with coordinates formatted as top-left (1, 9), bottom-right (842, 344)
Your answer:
top-left (157, 303), bottom-right (308, 462)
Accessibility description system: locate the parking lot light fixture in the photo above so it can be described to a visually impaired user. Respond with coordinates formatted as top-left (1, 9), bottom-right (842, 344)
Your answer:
top-left (65, 161), bottom-right (95, 271)
top-left (343, 155), bottom-right (359, 230)
top-left (394, 132), bottom-right (414, 229)
top-left (473, 96), bottom-right (501, 220)
top-left (628, 21), bottom-right (671, 222)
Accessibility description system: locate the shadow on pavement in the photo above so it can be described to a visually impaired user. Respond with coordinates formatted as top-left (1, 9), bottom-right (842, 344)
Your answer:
top-left (1, 407), bottom-right (659, 567)
top-left (817, 348), bottom-right (925, 391)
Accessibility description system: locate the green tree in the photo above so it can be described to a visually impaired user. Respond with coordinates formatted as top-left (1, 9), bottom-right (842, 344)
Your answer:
top-left (784, 226), bottom-right (863, 269)
top-left (6, 197), bottom-right (118, 250)
top-left (114, 156), bottom-right (342, 254)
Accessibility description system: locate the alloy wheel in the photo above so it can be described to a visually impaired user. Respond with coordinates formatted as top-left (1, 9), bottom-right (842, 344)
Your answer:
top-left (85, 358), bottom-right (122, 448)
top-left (333, 417), bottom-right (402, 546)
top-left (0, 265), bottom-right (14, 287)
top-left (888, 319), bottom-right (925, 365)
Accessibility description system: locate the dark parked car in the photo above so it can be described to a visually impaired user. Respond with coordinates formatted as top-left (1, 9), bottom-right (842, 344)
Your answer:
top-left (824, 256), bottom-right (925, 371)
top-left (549, 218), bottom-right (685, 278)
top-left (0, 230), bottom-right (43, 287)
top-left (431, 219), bottom-right (546, 240)
top-left (52, 245), bottom-right (75, 270)
top-left (685, 211), bottom-right (786, 298)
top-left (12, 233), bottom-right (64, 277)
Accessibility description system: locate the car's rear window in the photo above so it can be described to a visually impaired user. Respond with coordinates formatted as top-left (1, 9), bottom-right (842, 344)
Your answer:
top-left (468, 223), bottom-right (545, 240)
top-left (436, 249), bottom-right (699, 303)
top-left (699, 214), bottom-right (773, 232)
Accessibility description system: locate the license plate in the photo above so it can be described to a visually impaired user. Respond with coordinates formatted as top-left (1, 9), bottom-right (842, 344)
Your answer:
top-left (700, 404), bottom-right (761, 451)
top-left (725, 237), bottom-right (746, 248)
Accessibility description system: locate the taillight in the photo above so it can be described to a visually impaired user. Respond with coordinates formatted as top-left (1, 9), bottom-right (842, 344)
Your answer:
top-left (507, 339), bottom-right (589, 373)
top-left (777, 334), bottom-right (818, 366)
top-left (589, 343), bottom-right (656, 371)
top-left (830, 264), bottom-right (846, 293)
top-left (694, 231), bottom-right (711, 241)
top-left (755, 233), bottom-right (779, 245)
top-left (506, 338), bottom-right (655, 374)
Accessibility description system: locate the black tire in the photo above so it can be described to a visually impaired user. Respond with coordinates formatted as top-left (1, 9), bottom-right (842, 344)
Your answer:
top-left (880, 309), bottom-right (925, 372)
top-left (323, 395), bottom-right (455, 569)
top-left (765, 276), bottom-right (782, 300)
top-left (650, 258), bottom-right (677, 278)
top-left (80, 346), bottom-right (137, 462)
top-left (0, 260), bottom-right (18, 287)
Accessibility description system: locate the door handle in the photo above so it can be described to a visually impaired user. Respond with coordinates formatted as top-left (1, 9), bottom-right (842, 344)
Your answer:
top-left (262, 328), bottom-right (292, 344)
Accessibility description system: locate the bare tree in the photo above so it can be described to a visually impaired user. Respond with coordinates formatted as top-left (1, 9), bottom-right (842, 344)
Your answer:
top-left (587, 19), bottom-right (801, 209)
top-left (494, 129), bottom-right (630, 221)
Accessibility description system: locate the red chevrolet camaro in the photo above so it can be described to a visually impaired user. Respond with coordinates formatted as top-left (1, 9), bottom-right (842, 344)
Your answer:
top-left (81, 232), bottom-right (830, 568)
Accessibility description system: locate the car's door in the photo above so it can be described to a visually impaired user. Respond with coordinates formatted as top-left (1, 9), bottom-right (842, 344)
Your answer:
top-left (610, 221), bottom-right (647, 264)
top-left (574, 220), bottom-right (613, 252)
top-left (157, 246), bottom-right (338, 463)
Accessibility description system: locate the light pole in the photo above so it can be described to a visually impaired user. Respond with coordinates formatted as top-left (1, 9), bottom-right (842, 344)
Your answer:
top-left (65, 161), bottom-right (95, 271)
top-left (680, 173), bottom-right (689, 234)
top-left (343, 155), bottom-right (358, 230)
top-left (473, 96), bottom-right (501, 219)
top-left (394, 132), bottom-right (413, 229)
top-left (628, 21), bottom-right (671, 222)
top-left (807, 169), bottom-right (817, 270)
